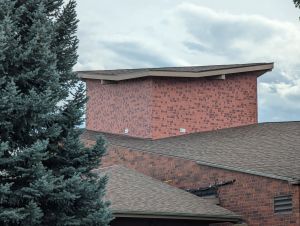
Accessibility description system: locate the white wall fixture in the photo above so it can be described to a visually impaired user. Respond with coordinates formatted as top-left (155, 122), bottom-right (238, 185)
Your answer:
top-left (180, 128), bottom-right (186, 133)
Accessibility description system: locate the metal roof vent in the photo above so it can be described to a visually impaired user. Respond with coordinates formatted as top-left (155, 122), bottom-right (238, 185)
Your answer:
top-left (274, 195), bottom-right (293, 214)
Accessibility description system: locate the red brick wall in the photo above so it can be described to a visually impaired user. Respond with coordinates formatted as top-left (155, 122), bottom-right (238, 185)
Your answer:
top-left (151, 74), bottom-right (258, 139)
top-left (98, 145), bottom-right (300, 226)
top-left (86, 78), bottom-right (153, 138)
top-left (85, 72), bottom-right (259, 139)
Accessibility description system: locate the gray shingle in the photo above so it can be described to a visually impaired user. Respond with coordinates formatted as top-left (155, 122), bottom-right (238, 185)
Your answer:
top-left (83, 122), bottom-right (300, 183)
top-left (98, 165), bottom-right (241, 222)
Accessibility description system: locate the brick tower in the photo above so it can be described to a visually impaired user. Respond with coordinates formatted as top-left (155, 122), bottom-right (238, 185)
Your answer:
top-left (78, 63), bottom-right (273, 139)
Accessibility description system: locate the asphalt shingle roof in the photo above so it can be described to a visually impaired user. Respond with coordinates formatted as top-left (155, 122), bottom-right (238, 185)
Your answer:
top-left (98, 165), bottom-right (241, 222)
top-left (83, 122), bottom-right (300, 183)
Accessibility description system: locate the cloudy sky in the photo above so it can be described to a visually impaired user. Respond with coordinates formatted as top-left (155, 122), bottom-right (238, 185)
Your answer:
top-left (76, 0), bottom-right (300, 122)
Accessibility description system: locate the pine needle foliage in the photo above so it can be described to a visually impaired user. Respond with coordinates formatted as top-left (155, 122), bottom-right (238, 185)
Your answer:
top-left (0, 1), bottom-right (112, 225)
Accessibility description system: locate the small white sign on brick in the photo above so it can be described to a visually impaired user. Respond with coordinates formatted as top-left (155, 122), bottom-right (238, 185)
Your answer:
top-left (179, 128), bottom-right (186, 133)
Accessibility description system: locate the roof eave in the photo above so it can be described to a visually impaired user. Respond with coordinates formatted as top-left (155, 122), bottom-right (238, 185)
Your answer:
top-left (112, 211), bottom-right (242, 223)
top-left (290, 179), bottom-right (300, 185)
top-left (77, 63), bottom-right (274, 81)
top-left (82, 134), bottom-right (299, 185)
top-left (196, 160), bottom-right (299, 184)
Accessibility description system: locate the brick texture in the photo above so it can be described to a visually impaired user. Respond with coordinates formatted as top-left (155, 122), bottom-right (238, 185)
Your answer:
top-left (85, 72), bottom-right (259, 139)
top-left (151, 74), bottom-right (258, 139)
top-left (86, 78), bottom-right (153, 138)
top-left (95, 144), bottom-right (300, 226)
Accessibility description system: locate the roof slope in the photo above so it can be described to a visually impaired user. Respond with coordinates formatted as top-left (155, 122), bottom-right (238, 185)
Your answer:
top-left (77, 62), bottom-right (273, 81)
top-left (98, 165), bottom-right (241, 222)
top-left (83, 122), bottom-right (300, 183)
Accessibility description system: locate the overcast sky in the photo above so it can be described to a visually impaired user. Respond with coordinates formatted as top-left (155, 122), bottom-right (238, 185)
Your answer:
top-left (76, 0), bottom-right (300, 122)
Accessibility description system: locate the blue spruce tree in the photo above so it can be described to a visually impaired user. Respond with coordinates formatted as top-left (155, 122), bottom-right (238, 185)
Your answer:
top-left (0, 0), bottom-right (111, 225)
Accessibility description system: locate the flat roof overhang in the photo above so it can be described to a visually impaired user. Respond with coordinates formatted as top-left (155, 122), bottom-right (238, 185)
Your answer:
top-left (77, 63), bottom-right (274, 81)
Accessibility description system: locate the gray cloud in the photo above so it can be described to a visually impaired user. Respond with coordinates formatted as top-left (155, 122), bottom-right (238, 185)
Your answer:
top-left (179, 10), bottom-right (275, 57)
top-left (100, 41), bottom-right (176, 68)
top-left (259, 81), bottom-right (300, 122)
top-left (183, 41), bottom-right (211, 53)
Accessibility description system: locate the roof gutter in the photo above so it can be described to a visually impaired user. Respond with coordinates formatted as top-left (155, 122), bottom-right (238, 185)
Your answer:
top-left (112, 210), bottom-right (242, 223)
top-left (196, 160), bottom-right (300, 185)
